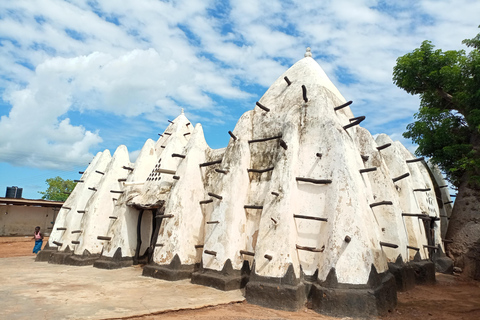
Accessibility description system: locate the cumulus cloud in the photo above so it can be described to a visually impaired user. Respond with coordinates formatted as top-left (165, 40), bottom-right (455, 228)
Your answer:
top-left (0, 0), bottom-right (479, 171)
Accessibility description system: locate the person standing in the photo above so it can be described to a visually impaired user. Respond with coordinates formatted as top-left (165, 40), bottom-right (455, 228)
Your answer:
top-left (32, 226), bottom-right (44, 254)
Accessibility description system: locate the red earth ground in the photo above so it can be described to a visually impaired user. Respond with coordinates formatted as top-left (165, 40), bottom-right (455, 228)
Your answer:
top-left (2, 236), bottom-right (479, 319)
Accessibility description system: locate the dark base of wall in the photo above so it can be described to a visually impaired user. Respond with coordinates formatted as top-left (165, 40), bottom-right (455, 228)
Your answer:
top-left (310, 266), bottom-right (397, 318)
top-left (433, 246), bottom-right (454, 274)
top-left (410, 259), bottom-right (436, 285)
top-left (191, 259), bottom-right (250, 291)
top-left (142, 255), bottom-right (196, 281)
top-left (35, 244), bottom-right (57, 262)
top-left (388, 256), bottom-right (416, 291)
top-left (49, 250), bottom-right (74, 265)
top-left (246, 264), bottom-right (306, 311)
top-left (93, 248), bottom-right (133, 270)
top-left (142, 254), bottom-right (198, 281)
top-left (61, 249), bottom-right (100, 266)
top-left (435, 257), bottom-right (454, 274)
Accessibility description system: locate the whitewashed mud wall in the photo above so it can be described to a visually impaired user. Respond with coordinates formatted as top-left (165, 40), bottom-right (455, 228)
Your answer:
top-left (39, 49), bottom-right (452, 318)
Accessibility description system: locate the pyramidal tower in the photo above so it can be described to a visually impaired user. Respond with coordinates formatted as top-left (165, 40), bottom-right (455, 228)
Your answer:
top-left (37, 49), bottom-right (452, 318)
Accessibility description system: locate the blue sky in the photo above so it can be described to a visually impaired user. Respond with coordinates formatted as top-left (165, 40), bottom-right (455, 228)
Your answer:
top-left (0, 0), bottom-right (478, 199)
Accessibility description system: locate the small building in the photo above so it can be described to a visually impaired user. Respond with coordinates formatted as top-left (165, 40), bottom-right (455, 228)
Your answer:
top-left (0, 198), bottom-right (63, 236)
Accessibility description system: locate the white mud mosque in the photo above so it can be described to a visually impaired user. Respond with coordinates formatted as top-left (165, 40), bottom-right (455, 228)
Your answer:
top-left (36, 48), bottom-right (454, 317)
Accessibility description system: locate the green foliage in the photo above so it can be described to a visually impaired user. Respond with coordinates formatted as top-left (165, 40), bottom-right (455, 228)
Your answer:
top-left (393, 27), bottom-right (480, 187)
top-left (39, 176), bottom-right (77, 201)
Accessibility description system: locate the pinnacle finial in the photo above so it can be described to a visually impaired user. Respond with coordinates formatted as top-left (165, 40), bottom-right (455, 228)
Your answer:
top-left (304, 47), bottom-right (312, 58)
top-left (181, 108), bottom-right (184, 114)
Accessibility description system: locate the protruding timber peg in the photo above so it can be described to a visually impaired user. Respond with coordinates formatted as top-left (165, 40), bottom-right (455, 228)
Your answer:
top-left (62, 206), bottom-right (71, 210)
top-left (172, 153), bottom-right (186, 159)
top-left (215, 169), bottom-right (228, 174)
top-left (123, 166), bottom-right (134, 171)
top-left (71, 230), bottom-right (82, 234)
top-left (256, 101), bottom-right (270, 112)
top-left (158, 133), bottom-right (162, 136)
top-left (56, 227), bottom-right (67, 231)
top-left (208, 192), bottom-right (223, 200)
top-left (74, 180), bottom-right (84, 183)
top-left (88, 187), bottom-right (97, 191)
top-left (370, 201), bottom-right (393, 208)
top-left (418, 215), bottom-right (433, 221)
top-left (392, 173), bottom-right (410, 183)
top-left (205, 250), bottom-right (217, 256)
top-left (173, 176), bottom-right (180, 180)
top-left (345, 236), bottom-right (351, 243)
top-left (271, 217), bottom-right (278, 224)
top-left (284, 76), bottom-right (291, 86)
top-left (334, 100), bottom-right (353, 111)
top-left (359, 167), bottom-right (377, 173)
top-left (195, 245), bottom-right (204, 249)
top-left (376, 143), bottom-right (391, 151)
top-left (302, 85), bottom-right (308, 102)
top-left (71, 241), bottom-right (80, 245)
top-left (97, 236), bottom-right (111, 241)
top-left (110, 190), bottom-right (124, 194)
top-left (164, 132), bottom-right (172, 135)
top-left (244, 205), bottom-right (263, 209)
top-left (450, 194), bottom-right (457, 198)
top-left (248, 135), bottom-right (282, 143)
top-left (271, 192), bottom-right (279, 196)
top-left (439, 185), bottom-right (448, 188)
top-left (199, 159), bottom-right (222, 167)
top-left (206, 221), bottom-right (219, 224)
top-left (406, 157), bottom-right (424, 163)
top-left (296, 177), bottom-right (332, 184)
top-left (156, 214), bottom-right (174, 219)
top-left (264, 254), bottom-right (273, 261)
top-left (53, 241), bottom-right (63, 246)
top-left (316, 153), bottom-right (322, 158)
top-left (118, 178), bottom-right (127, 182)
top-left (361, 155), bottom-right (369, 161)
top-left (156, 168), bottom-right (176, 175)
top-left (77, 210), bottom-right (86, 213)
top-left (279, 139), bottom-right (288, 150)
top-left (442, 239), bottom-right (454, 243)
top-left (109, 216), bottom-right (117, 219)
top-left (199, 199), bottom-right (213, 204)
top-left (293, 214), bottom-right (328, 222)
top-left (402, 213), bottom-right (423, 217)
top-left (380, 241), bottom-right (398, 249)
top-left (414, 188), bottom-right (431, 192)
top-left (155, 243), bottom-right (164, 247)
top-left (95, 170), bottom-right (105, 175)
top-left (79, 171), bottom-right (84, 174)
top-left (423, 245), bottom-right (438, 250)
top-left (228, 131), bottom-right (237, 141)
top-left (407, 245), bottom-right (420, 251)
top-left (240, 250), bottom-right (255, 256)
top-left (248, 167), bottom-right (274, 173)
top-left (444, 200), bottom-right (454, 205)
top-left (343, 116), bottom-right (366, 130)
top-left (296, 244), bottom-right (324, 252)
top-left (168, 120), bottom-right (174, 124)
top-left (184, 132), bottom-right (191, 136)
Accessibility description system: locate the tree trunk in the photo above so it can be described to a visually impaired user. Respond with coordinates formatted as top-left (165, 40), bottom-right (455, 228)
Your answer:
top-left (445, 173), bottom-right (480, 280)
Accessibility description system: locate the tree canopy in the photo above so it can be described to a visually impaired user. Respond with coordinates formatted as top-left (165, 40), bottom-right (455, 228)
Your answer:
top-left (393, 28), bottom-right (480, 187)
top-left (39, 176), bottom-right (77, 201)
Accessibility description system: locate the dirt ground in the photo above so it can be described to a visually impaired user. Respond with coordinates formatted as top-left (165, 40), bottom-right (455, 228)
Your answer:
top-left (1, 237), bottom-right (479, 320)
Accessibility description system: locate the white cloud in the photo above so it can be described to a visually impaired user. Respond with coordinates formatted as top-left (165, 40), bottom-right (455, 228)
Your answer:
top-left (0, 0), bottom-right (479, 172)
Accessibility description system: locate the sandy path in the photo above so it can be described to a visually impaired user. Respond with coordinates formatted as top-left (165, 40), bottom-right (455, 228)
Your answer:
top-left (1, 237), bottom-right (479, 320)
